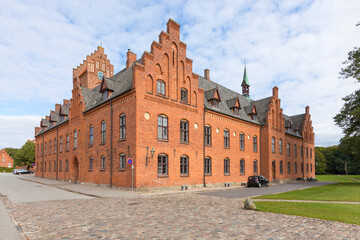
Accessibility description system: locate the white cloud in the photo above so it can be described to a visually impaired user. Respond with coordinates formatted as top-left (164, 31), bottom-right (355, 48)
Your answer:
top-left (0, 0), bottom-right (359, 147)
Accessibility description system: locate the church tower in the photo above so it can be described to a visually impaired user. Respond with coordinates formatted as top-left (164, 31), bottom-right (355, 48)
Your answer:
top-left (241, 66), bottom-right (250, 100)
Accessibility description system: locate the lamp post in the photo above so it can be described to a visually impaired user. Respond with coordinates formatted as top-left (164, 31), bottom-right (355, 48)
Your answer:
top-left (146, 147), bottom-right (155, 166)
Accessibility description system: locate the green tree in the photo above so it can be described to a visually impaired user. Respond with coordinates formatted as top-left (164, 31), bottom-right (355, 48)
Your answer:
top-left (14, 141), bottom-right (35, 169)
top-left (315, 147), bottom-right (327, 174)
top-left (5, 148), bottom-right (18, 159)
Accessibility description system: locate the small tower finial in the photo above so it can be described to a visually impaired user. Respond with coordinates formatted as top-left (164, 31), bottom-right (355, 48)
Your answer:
top-left (241, 62), bottom-right (250, 100)
top-left (100, 41), bottom-right (102, 47)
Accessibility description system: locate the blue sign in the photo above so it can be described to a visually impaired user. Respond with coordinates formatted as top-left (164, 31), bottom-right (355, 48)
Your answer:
top-left (97, 71), bottom-right (104, 80)
top-left (127, 158), bottom-right (133, 165)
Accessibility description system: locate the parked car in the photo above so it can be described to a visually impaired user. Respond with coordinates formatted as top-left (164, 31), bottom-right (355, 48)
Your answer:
top-left (247, 175), bottom-right (270, 187)
top-left (13, 169), bottom-right (33, 175)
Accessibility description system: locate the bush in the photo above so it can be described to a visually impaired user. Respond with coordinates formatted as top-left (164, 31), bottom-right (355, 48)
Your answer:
top-left (0, 167), bottom-right (14, 173)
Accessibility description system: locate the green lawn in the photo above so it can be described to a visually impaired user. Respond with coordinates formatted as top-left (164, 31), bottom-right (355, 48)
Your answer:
top-left (316, 175), bottom-right (359, 183)
top-left (254, 183), bottom-right (360, 202)
top-left (255, 201), bottom-right (360, 225)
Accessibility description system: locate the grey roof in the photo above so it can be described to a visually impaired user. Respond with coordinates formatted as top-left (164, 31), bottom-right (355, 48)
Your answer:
top-left (283, 114), bottom-right (305, 137)
top-left (249, 97), bottom-right (272, 125)
top-left (198, 76), bottom-right (260, 124)
top-left (244, 105), bottom-right (254, 115)
top-left (50, 111), bottom-right (60, 122)
top-left (226, 97), bottom-right (239, 109)
top-left (82, 66), bottom-right (133, 112)
top-left (60, 104), bottom-right (70, 116)
top-left (40, 118), bottom-right (50, 127)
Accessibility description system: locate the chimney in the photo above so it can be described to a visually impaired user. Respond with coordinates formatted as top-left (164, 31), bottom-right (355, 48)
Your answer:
top-left (204, 69), bottom-right (210, 81)
top-left (126, 49), bottom-right (137, 69)
top-left (305, 106), bottom-right (310, 114)
top-left (35, 127), bottom-right (41, 135)
top-left (55, 104), bottom-right (61, 112)
top-left (272, 86), bottom-right (278, 98)
top-left (45, 116), bottom-right (50, 120)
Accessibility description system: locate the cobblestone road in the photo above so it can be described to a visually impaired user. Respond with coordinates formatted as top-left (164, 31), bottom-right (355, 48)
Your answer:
top-left (8, 193), bottom-right (360, 240)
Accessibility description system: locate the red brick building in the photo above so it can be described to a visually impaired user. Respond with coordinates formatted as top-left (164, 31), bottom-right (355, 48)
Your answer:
top-left (0, 149), bottom-right (14, 168)
top-left (34, 19), bottom-right (315, 190)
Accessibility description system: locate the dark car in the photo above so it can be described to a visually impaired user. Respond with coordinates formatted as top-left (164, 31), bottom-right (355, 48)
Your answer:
top-left (13, 169), bottom-right (33, 175)
top-left (247, 175), bottom-right (269, 187)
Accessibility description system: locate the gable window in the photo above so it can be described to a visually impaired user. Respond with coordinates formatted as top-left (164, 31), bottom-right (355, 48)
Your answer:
top-left (240, 133), bottom-right (245, 151)
top-left (89, 157), bottom-right (93, 170)
top-left (294, 162), bottom-right (297, 174)
top-left (253, 136), bottom-right (257, 152)
top-left (101, 121), bottom-right (106, 144)
top-left (180, 155), bottom-right (189, 175)
top-left (279, 139), bottom-right (283, 154)
top-left (224, 129), bottom-right (230, 148)
top-left (272, 137), bottom-right (275, 153)
top-left (49, 140), bottom-right (52, 155)
top-left (181, 88), bottom-right (188, 103)
top-left (294, 144), bottom-right (297, 157)
top-left (211, 99), bottom-right (219, 109)
top-left (102, 90), bottom-right (108, 101)
top-left (205, 125), bottom-right (211, 146)
top-left (240, 159), bottom-right (245, 175)
top-left (54, 139), bottom-right (57, 153)
top-left (65, 160), bottom-right (69, 171)
top-left (280, 160), bottom-right (283, 174)
top-left (157, 80), bottom-right (166, 95)
top-left (224, 158), bottom-right (230, 175)
top-left (119, 154), bottom-right (126, 170)
top-left (253, 160), bottom-right (258, 174)
top-left (287, 162), bottom-right (291, 174)
top-left (180, 120), bottom-right (189, 143)
top-left (157, 154), bottom-right (168, 176)
top-left (101, 156), bottom-right (106, 170)
top-left (66, 134), bottom-right (69, 151)
top-left (89, 125), bottom-right (94, 146)
top-left (205, 157), bottom-right (212, 175)
top-left (157, 115), bottom-right (168, 140)
top-left (119, 114), bottom-right (126, 140)
top-left (74, 130), bottom-right (77, 149)
top-left (287, 143), bottom-right (290, 156)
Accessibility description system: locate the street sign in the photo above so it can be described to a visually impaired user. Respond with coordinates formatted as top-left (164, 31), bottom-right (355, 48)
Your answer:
top-left (127, 158), bottom-right (133, 165)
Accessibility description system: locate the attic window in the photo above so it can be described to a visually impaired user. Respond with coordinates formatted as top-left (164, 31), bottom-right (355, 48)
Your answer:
top-left (232, 107), bottom-right (240, 115)
top-left (102, 90), bottom-right (108, 101)
top-left (211, 99), bottom-right (219, 109)
top-left (181, 88), bottom-right (188, 103)
top-left (60, 115), bottom-right (64, 121)
top-left (249, 113), bottom-right (255, 120)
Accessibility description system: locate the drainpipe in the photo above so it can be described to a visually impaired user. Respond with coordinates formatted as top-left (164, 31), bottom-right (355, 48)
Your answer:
top-left (56, 127), bottom-right (59, 180)
top-left (302, 138), bottom-right (305, 178)
top-left (110, 99), bottom-right (113, 188)
top-left (42, 134), bottom-right (44, 178)
top-left (203, 107), bottom-right (206, 187)
top-left (259, 128), bottom-right (261, 175)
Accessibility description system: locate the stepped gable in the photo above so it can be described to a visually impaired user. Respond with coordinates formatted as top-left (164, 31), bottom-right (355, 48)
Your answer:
top-left (198, 75), bottom-right (259, 124)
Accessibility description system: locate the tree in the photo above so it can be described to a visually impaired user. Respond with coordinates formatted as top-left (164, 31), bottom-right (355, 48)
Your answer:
top-left (315, 147), bottom-right (327, 174)
top-left (5, 148), bottom-right (19, 159)
top-left (14, 141), bottom-right (35, 169)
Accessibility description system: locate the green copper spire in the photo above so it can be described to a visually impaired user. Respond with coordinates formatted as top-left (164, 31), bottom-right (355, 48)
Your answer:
top-left (243, 66), bottom-right (250, 86)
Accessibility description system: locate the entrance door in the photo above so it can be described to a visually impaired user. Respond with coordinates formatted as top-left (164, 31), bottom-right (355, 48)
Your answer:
top-left (272, 160), bottom-right (276, 180)
top-left (72, 157), bottom-right (79, 183)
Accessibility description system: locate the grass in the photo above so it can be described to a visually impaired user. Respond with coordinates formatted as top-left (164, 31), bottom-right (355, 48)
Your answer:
top-left (316, 175), bottom-right (358, 183)
top-left (254, 183), bottom-right (360, 202)
top-left (255, 201), bottom-right (360, 225)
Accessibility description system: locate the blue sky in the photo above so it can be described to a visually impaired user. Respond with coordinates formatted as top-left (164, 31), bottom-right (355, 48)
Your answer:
top-left (0, 0), bottom-right (359, 149)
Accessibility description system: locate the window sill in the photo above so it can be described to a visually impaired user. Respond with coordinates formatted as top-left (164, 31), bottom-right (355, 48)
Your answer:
top-left (146, 91), bottom-right (153, 95)
top-left (224, 174), bottom-right (230, 176)
top-left (89, 145), bottom-right (93, 148)
top-left (118, 139), bottom-right (126, 142)
top-left (100, 143), bottom-right (106, 146)
top-left (157, 175), bottom-right (168, 178)
top-left (65, 150), bottom-right (69, 152)
top-left (205, 174), bottom-right (212, 176)
top-left (180, 141), bottom-right (189, 145)
top-left (180, 174), bottom-right (189, 177)
top-left (155, 93), bottom-right (168, 99)
top-left (73, 148), bottom-right (77, 150)
top-left (88, 169), bottom-right (93, 172)
top-left (205, 144), bottom-right (212, 147)
top-left (157, 139), bottom-right (169, 142)
top-left (180, 101), bottom-right (190, 106)
top-left (118, 168), bottom-right (125, 171)
top-left (99, 169), bottom-right (106, 172)
top-left (224, 147), bottom-right (230, 149)
top-left (240, 173), bottom-right (245, 176)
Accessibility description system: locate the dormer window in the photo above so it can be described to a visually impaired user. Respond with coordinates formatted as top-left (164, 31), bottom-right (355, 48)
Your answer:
top-left (212, 99), bottom-right (219, 109)
top-left (102, 90), bottom-right (108, 101)
top-left (60, 115), bottom-right (64, 121)
top-left (232, 107), bottom-right (240, 115)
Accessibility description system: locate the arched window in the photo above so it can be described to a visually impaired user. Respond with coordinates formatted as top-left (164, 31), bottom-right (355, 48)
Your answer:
top-left (65, 159), bottom-right (69, 171)
top-left (158, 154), bottom-right (168, 176)
top-left (287, 162), bottom-right (291, 174)
top-left (193, 91), bottom-right (197, 106)
top-left (224, 158), bottom-right (230, 175)
top-left (294, 144), bottom-right (297, 157)
top-left (205, 157), bottom-right (211, 175)
top-left (101, 59), bottom-right (105, 71)
top-left (90, 60), bottom-right (95, 72)
top-left (59, 160), bottom-right (62, 171)
top-left (280, 161), bottom-right (283, 174)
top-left (158, 115), bottom-right (168, 140)
top-left (74, 130), bottom-right (77, 149)
top-left (272, 137), bottom-right (275, 153)
top-left (180, 119), bottom-right (189, 143)
top-left (306, 147), bottom-right (309, 158)
top-left (180, 155), bottom-right (189, 175)
top-left (181, 88), bottom-right (188, 103)
top-left (45, 142), bottom-right (47, 155)
top-left (240, 133), bottom-right (245, 151)
top-left (311, 163), bottom-right (313, 173)
top-left (106, 66), bottom-right (110, 78)
top-left (310, 148), bottom-right (312, 159)
top-left (101, 156), bottom-right (106, 170)
top-left (287, 143), bottom-right (290, 156)
top-left (157, 80), bottom-right (166, 95)
top-left (279, 139), bottom-right (283, 154)
top-left (49, 140), bottom-right (52, 155)
top-left (240, 159), bottom-right (245, 175)
top-left (89, 157), bottom-right (93, 170)
top-left (224, 129), bottom-right (230, 148)
top-left (119, 114), bottom-right (126, 140)
top-left (49, 161), bottom-right (51, 172)
top-left (253, 160), bottom-right (258, 174)
top-left (205, 125), bottom-right (211, 145)
top-left (294, 162), bottom-right (297, 174)
top-left (66, 134), bottom-right (69, 151)
top-left (54, 138), bottom-right (57, 153)
top-left (96, 60), bottom-right (99, 70)
top-left (301, 146), bottom-right (304, 158)
top-left (119, 153), bottom-right (126, 170)
top-left (89, 125), bottom-right (94, 146)
top-left (101, 121), bottom-right (106, 144)
top-left (253, 136), bottom-right (257, 152)
top-left (306, 163), bottom-right (309, 173)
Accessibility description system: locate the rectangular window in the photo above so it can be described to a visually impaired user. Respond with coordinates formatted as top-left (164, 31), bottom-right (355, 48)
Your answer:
top-left (41, 143), bottom-right (43, 156)
top-left (310, 148), bottom-right (312, 159)
top-left (301, 163), bottom-right (304, 173)
top-left (180, 120), bottom-right (189, 143)
top-left (224, 130), bottom-right (230, 148)
top-left (119, 154), bottom-right (126, 169)
top-left (89, 126), bottom-right (94, 146)
top-left (224, 158), bottom-right (230, 175)
top-left (102, 90), bottom-right (108, 101)
top-left (180, 156), bottom-right (189, 175)
top-left (37, 144), bottom-right (39, 157)
top-left (280, 161), bottom-right (283, 174)
top-left (253, 136), bottom-right (257, 152)
top-left (66, 160), bottom-right (69, 171)
top-left (294, 145), bottom-right (297, 157)
top-left (157, 80), bottom-right (165, 95)
top-left (287, 143), bottom-right (290, 156)
top-left (279, 139), bottom-right (283, 154)
top-left (89, 157), bottom-right (93, 170)
top-left (205, 126), bottom-right (211, 145)
top-left (59, 160), bottom-right (62, 171)
top-left (54, 161), bottom-right (57, 172)
top-left (54, 139), bottom-right (57, 153)
top-left (205, 157), bottom-right (211, 175)
top-left (253, 160), bottom-right (258, 174)
top-left (240, 159), bottom-right (245, 175)
top-left (211, 99), bottom-right (219, 109)
top-left (272, 137), bottom-right (275, 153)
top-left (306, 163), bottom-right (309, 173)
top-left (181, 89), bottom-right (188, 103)
top-left (287, 162), bottom-right (291, 174)
top-left (101, 122), bottom-right (106, 144)
top-left (158, 155), bottom-right (168, 175)
top-left (66, 134), bottom-right (69, 151)
top-left (44, 162), bottom-right (46, 171)
top-left (74, 130), bottom-right (77, 149)
top-left (301, 147), bottom-right (303, 158)
top-left (49, 140), bottom-right (51, 155)
top-left (311, 163), bottom-right (313, 173)
top-left (306, 147), bottom-right (309, 158)
top-left (120, 114), bottom-right (126, 140)
top-left (101, 156), bottom-right (106, 170)
top-left (158, 115), bottom-right (168, 140)
top-left (240, 133), bottom-right (245, 151)
top-left (294, 162), bottom-right (297, 174)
